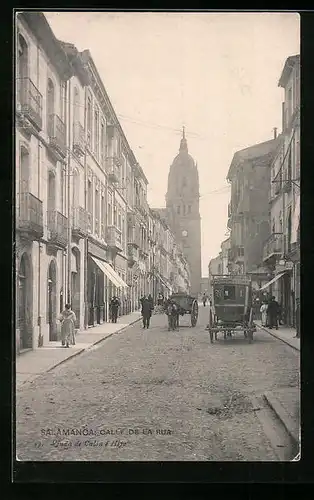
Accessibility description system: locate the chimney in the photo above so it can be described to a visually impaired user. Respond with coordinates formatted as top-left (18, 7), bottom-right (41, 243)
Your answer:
top-left (273, 127), bottom-right (277, 139)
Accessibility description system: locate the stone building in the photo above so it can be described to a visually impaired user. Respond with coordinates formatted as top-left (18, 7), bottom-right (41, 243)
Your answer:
top-left (261, 55), bottom-right (300, 327)
top-left (16, 12), bottom-right (74, 353)
top-left (227, 136), bottom-right (280, 277)
top-left (165, 128), bottom-right (201, 297)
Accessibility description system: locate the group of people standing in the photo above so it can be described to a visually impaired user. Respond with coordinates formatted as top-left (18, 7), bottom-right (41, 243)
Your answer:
top-left (259, 295), bottom-right (300, 338)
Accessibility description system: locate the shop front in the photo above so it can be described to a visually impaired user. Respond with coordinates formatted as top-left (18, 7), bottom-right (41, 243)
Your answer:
top-left (87, 240), bottom-right (128, 326)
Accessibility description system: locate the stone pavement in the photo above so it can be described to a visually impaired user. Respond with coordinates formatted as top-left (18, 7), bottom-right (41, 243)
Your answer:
top-left (255, 320), bottom-right (300, 351)
top-left (16, 310), bottom-right (141, 388)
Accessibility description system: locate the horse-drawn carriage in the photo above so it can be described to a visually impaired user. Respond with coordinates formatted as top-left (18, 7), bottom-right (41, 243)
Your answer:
top-left (168, 292), bottom-right (199, 327)
top-left (206, 275), bottom-right (256, 343)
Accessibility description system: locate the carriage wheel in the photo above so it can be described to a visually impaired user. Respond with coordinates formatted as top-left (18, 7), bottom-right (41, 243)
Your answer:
top-left (191, 300), bottom-right (198, 327)
top-left (208, 308), bottom-right (214, 343)
top-left (248, 308), bottom-right (254, 343)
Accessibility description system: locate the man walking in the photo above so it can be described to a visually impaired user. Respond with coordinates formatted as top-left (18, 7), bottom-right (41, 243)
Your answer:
top-left (141, 296), bottom-right (153, 329)
top-left (267, 296), bottom-right (280, 330)
top-left (202, 293), bottom-right (207, 307)
top-left (110, 296), bottom-right (120, 323)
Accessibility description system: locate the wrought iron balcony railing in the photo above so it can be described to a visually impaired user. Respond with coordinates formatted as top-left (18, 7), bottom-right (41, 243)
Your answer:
top-left (47, 209), bottom-right (68, 248)
top-left (17, 192), bottom-right (43, 238)
top-left (48, 113), bottom-right (67, 157)
top-left (263, 233), bottom-right (283, 262)
top-left (72, 206), bottom-right (88, 238)
top-left (17, 77), bottom-right (43, 131)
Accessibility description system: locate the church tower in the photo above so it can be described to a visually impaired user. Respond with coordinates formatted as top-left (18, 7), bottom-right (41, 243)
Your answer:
top-left (166, 128), bottom-right (202, 296)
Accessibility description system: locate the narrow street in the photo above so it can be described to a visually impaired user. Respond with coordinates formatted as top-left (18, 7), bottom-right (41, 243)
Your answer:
top-left (16, 305), bottom-right (299, 461)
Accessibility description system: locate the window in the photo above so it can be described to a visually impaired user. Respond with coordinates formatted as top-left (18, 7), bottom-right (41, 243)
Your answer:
top-left (17, 34), bottom-right (28, 103)
top-left (88, 180), bottom-right (93, 216)
top-left (183, 205), bottom-right (186, 216)
top-left (20, 146), bottom-right (29, 193)
top-left (118, 210), bottom-right (121, 231)
top-left (177, 206), bottom-right (181, 214)
top-left (47, 79), bottom-right (55, 134)
top-left (94, 109), bottom-right (99, 157)
top-left (113, 205), bottom-right (117, 226)
top-left (188, 205), bottom-right (191, 214)
top-left (272, 218), bottom-right (275, 233)
top-left (87, 96), bottom-right (92, 146)
top-left (288, 87), bottom-right (292, 120)
top-left (95, 188), bottom-right (100, 234)
top-left (223, 285), bottom-right (235, 300)
top-left (101, 121), bottom-right (106, 163)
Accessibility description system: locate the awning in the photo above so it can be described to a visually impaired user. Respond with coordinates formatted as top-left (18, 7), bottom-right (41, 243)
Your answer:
top-left (291, 193), bottom-right (300, 244)
top-left (259, 271), bottom-right (286, 291)
top-left (91, 256), bottom-right (128, 288)
top-left (157, 273), bottom-right (172, 291)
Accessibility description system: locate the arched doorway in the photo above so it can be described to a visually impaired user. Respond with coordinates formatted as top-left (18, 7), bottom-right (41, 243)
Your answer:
top-left (48, 260), bottom-right (57, 341)
top-left (71, 248), bottom-right (80, 328)
top-left (18, 253), bottom-right (32, 350)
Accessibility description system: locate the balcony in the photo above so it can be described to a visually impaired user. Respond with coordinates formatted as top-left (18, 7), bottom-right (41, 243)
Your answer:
top-left (73, 122), bottom-right (85, 156)
top-left (17, 77), bottom-right (43, 131)
top-left (47, 114), bottom-right (67, 158)
top-left (107, 225), bottom-right (123, 252)
top-left (263, 233), bottom-right (283, 262)
top-left (106, 157), bottom-right (121, 183)
top-left (47, 209), bottom-right (68, 248)
top-left (127, 244), bottom-right (139, 267)
top-left (17, 192), bottom-right (43, 239)
top-left (72, 206), bottom-right (88, 239)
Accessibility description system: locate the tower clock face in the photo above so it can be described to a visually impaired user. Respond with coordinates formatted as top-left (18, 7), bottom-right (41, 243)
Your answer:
top-left (182, 230), bottom-right (188, 237)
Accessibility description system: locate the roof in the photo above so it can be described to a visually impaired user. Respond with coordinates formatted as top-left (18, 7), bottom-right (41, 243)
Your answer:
top-left (227, 137), bottom-right (280, 180)
top-left (278, 55), bottom-right (300, 88)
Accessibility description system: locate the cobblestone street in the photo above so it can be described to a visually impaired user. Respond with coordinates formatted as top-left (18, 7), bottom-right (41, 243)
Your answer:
top-left (16, 306), bottom-right (299, 461)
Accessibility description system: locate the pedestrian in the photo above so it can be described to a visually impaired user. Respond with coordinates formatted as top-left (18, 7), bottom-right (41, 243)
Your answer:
top-left (267, 296), bottom-right (280, 330)
top-left (166, 300), bottom-right (179, 331)
top-left (294, 298), bottom-right (300, 338)
top-left (141, 296), bottom-right (153, 329)
top-left (278, 303), bottom-right (284, 325)
top-left (110, 296), bottom-right (120, 323)
top-left (202, 293), bottom-right (207, 307)
top-left (260, 300), bottom-right (268, 327)
top-left (58, 304), bottom-right (76, 348)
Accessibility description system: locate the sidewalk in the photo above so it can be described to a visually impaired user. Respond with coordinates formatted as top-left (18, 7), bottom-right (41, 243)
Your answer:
top-left (263, 387), bottom-right (300, 446)
top-left (16, 310), bottom-right (141, 389)
top-left (255, 320), bottom-right (300, 351)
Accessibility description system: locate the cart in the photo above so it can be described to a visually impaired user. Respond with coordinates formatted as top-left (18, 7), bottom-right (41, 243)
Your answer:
top-left (169, 292), bottom-right (199, 327)
top-left (206, 275), bottom-right (256, 343)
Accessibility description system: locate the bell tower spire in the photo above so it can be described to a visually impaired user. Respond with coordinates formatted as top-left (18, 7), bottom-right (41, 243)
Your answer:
top-left (179, 125), bottom-right (188, 153)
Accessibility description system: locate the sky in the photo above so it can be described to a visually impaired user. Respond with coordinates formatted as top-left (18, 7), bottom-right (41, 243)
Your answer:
top-left (44, 11), bottom-right (299, 276)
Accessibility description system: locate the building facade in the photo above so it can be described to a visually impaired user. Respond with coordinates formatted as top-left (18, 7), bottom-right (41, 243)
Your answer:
top-left (227, 137), bottom-right (279, 277)
top-left (261, 55), bottom-right (300, 327)
top-left (15, 12), bottom-right (191, 353)
top-left (16, 12), bottom-right (74, 352)
top-left (165, 129), bottom-right (201, 297)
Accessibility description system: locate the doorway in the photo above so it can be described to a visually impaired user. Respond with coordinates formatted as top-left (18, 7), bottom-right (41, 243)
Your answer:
top-left (71, 248), bottom-right (80, 329)
top-left (48, 260), bottom-right (57, 341)
top-left (18, 253), bottom-right (31, 350)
